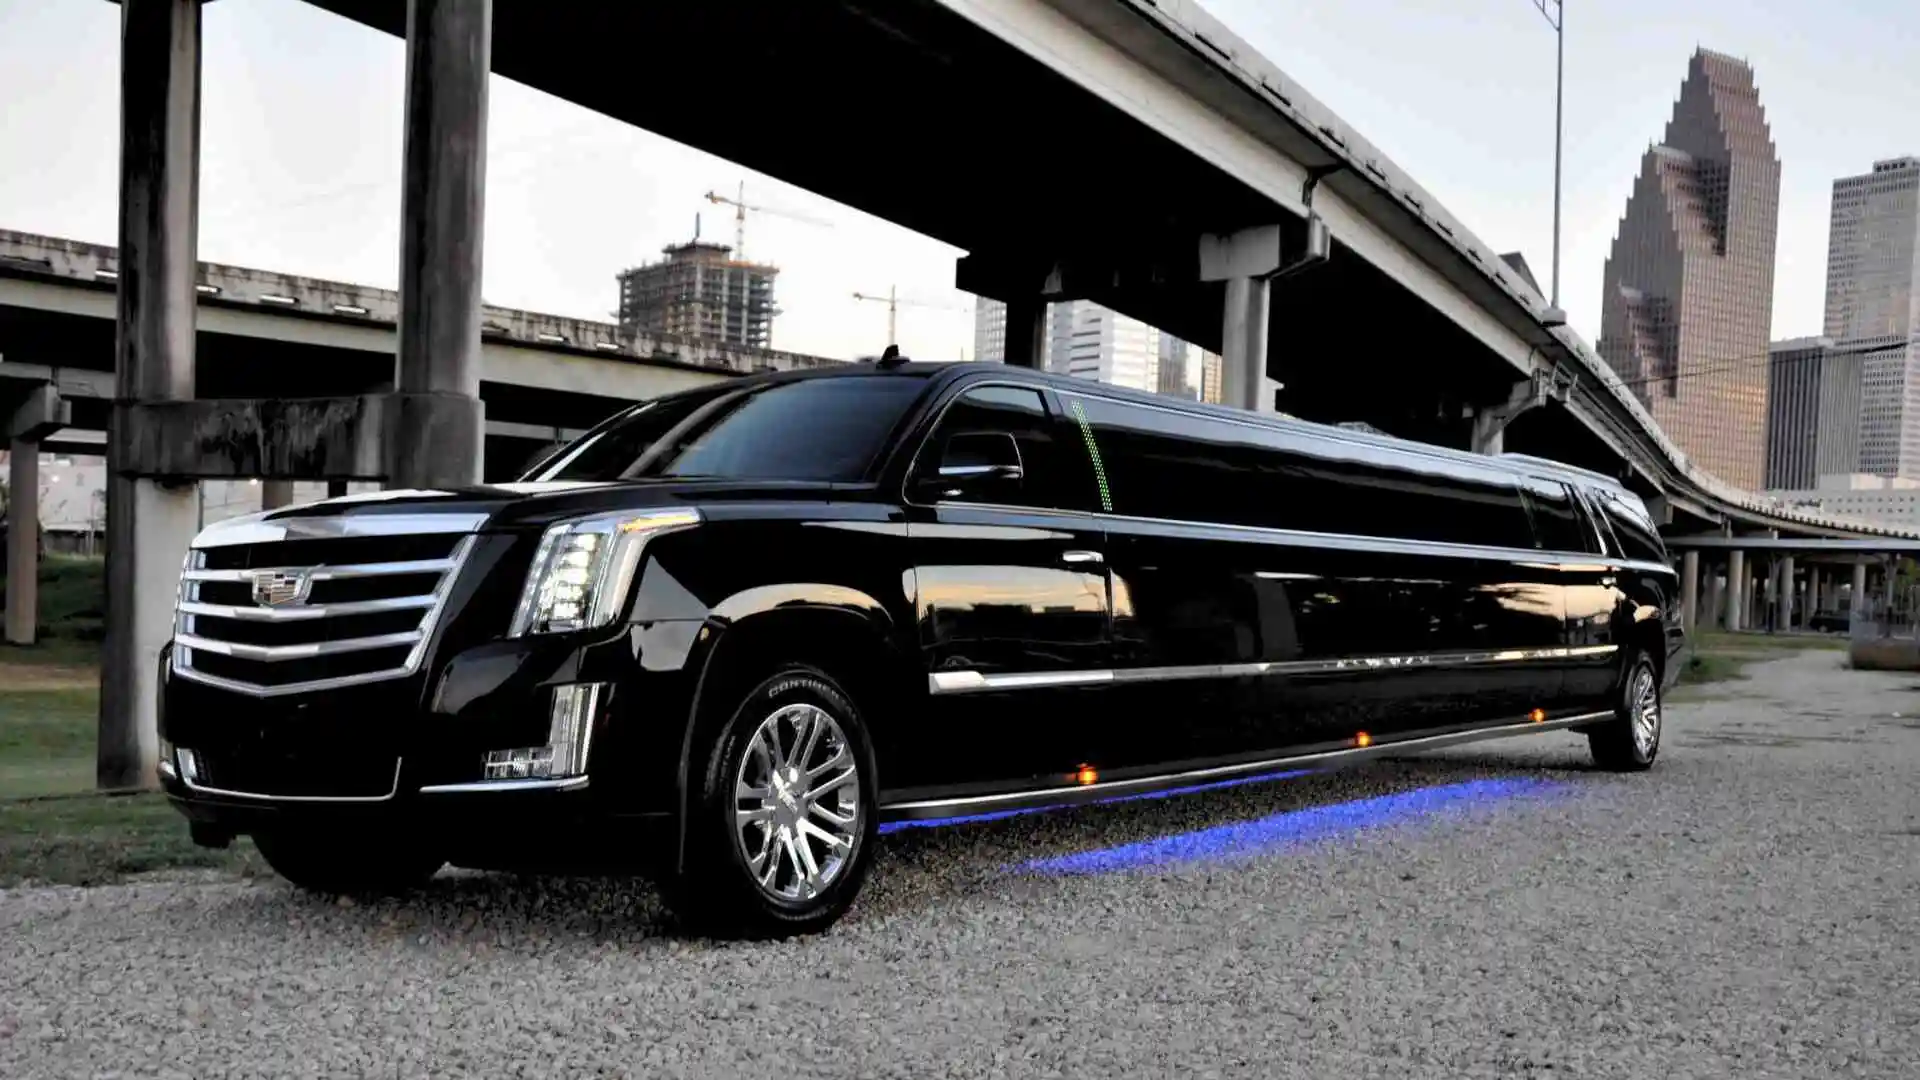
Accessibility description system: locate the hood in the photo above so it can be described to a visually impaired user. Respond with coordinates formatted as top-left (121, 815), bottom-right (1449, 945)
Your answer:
top-left (194, 477), bottom-right (852, 546)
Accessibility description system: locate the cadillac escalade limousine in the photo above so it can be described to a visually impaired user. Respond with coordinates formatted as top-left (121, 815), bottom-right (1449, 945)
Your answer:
top-left (159, 358), bottom-right (1682, 937)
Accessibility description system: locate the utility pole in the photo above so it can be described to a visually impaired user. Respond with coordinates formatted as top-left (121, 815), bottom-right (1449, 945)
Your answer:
top-left (1529, 0), bottom-right (1565, 308)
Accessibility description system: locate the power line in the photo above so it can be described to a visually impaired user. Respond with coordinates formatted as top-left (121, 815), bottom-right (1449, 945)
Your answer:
top-left (1603, 339), bottom-right (1907, 392)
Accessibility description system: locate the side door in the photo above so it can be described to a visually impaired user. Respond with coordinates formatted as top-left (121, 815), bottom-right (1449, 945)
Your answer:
top-left (1591, 489), bottom-right (1683, 686)
top-left (895, 382), bottom-right (1112, 796)
top-left (1558, 483), bottom-right (1631, 707)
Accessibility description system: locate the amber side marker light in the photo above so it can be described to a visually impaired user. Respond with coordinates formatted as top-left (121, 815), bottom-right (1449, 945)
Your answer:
top-left (1075, 765), bottom-right (1098, 786)
top-left (1354, 732), bottom-right (1373, 748)
top-left (1529, 708), bottom-right (1547, 724)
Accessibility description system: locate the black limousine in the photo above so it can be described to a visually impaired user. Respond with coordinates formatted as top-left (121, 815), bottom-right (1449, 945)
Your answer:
top-left (160, 359), bottom-right (1681, 936)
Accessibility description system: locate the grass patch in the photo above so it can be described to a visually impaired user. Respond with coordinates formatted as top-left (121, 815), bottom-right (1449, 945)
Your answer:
top-left (0, 553), bottom-right (105, 668)
top-left (0, 686), bottom-right (97, 799)
top-left (1690, 629), bottom-right (1848, 653)
top-left (0, 792), bottom-right (258, 888)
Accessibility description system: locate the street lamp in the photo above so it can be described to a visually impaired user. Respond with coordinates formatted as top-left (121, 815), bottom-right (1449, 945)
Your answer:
top-left (1529, 0), bottom-right (1565, 310)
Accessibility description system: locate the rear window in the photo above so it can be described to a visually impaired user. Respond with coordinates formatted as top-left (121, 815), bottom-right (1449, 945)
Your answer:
top-left (526, 376), bottom-right (927, 483)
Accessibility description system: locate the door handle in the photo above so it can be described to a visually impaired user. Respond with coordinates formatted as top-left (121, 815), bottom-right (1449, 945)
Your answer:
top-left (1061, 550), bottom-right (1104, 565)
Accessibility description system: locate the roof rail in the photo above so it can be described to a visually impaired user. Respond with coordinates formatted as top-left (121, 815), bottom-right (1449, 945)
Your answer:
top-left (1497, 451), bottom-right (1619, 486)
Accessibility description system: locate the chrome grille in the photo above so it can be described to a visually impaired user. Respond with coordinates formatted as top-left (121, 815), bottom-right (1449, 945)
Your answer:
top-left (172, 520), bottom-right (479, 697)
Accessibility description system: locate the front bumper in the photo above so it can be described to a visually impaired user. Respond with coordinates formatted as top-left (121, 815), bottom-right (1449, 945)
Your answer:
top-left (157, 621), bottom-right (703, 865)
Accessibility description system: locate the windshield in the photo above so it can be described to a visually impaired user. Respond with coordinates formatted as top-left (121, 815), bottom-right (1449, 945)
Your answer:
top-left (523, 374), bottom-right (928, 483)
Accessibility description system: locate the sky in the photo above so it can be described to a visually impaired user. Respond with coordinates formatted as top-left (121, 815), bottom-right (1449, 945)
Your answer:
top-left (2, 0), bottom-right (1915, 360)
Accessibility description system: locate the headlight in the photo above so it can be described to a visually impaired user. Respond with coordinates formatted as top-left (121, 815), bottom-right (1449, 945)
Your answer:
top-left (508, 508), bottom-right (701, 637)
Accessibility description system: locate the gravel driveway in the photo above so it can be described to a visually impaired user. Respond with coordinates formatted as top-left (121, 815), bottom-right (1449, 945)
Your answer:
top-left (4, 648), bottom-right (1918, 1078)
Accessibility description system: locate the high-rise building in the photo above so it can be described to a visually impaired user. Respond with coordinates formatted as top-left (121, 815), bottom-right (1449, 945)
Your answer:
top-left (969, 297), bottom-right (1222, 399)
top-left (1822, 157), bottom-right (1920, 477)
top-left (1764, 337), bottom-right (1862, 489)
top-left (1596, 50), bottom-right (1781, 490)
top-left (617, 240), bottom-right (778, 348)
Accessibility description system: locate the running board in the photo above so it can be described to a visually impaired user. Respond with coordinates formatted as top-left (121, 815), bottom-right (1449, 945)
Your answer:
top-left (879, 709), bottom-right (1615, 821)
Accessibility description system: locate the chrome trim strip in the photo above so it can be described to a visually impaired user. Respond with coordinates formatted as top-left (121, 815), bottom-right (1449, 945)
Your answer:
top-left (178, 760), bottom-right (403, 803)
top-left (192, 510), bottom-right (493, 548)
top-left (182, 557), bottom-right (458, 583)
top-left (882, 710), bottom-right (1615, 818)
top-left (175, 629), bottom-right (422, 662)
top-left (418, 776), bottom-right (591, 795)
top-left (176, 595), bottom-right (436, 622)
top-left (926, 644), bottom-right (1620, 695)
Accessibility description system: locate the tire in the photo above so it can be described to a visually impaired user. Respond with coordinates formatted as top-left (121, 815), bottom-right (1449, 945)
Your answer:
top-left (252, 826), bottom-right (444, 897)
top-left (666, 666), bottom-right (879, 939)
top-left (1589, 648), bottom-right (1661, 772)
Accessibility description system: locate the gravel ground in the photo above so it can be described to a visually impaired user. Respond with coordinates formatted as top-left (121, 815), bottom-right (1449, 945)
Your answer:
top-left (4, 648), bottom-right (1919, 1079)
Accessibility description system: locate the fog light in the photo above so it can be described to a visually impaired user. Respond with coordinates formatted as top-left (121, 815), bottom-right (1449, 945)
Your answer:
top-left (481, 683), bottom-right (606, 781)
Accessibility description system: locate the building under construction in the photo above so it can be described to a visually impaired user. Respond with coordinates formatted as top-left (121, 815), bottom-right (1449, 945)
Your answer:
top-left (617, 240), bottom-right (779, 348)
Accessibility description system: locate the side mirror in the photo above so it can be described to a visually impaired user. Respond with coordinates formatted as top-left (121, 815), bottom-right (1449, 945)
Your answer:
top-left (921, 431), bottom-right (1024, 499)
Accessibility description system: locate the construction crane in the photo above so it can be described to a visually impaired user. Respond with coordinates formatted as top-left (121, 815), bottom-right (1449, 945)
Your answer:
top-left (703, 182), bottom-right (829, 261)
top-left (851, 285), bottom-right (961, 347)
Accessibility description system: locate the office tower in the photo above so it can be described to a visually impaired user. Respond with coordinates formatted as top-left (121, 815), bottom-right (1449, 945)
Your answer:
top-left (1823, 157), bottom-right (1920, 477)
top-left (972, 298), bottom-right (1008, 364)
top-left (1596, 49), bottom-right (1781, 490)
top-left (1764, 337), bottom-right (1862, 489)
top-left (617, 240), bottom-right (778, 348)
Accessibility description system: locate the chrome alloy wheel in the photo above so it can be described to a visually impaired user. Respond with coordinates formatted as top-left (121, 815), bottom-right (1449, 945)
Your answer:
top-left (1630, 663), bottom-right (1661, 758)
top-left (732, 703), bottom-right (862, 902)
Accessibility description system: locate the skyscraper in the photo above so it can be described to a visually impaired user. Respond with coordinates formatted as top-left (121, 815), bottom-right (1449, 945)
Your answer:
top-left (1823, 157), bottom-right (1920, 477)
top-left (969, 297), bottom-right (1221, 400)
top-left (1764, 337), bottom-right (1861, 490)
top-left (1597, 50), bottom-right (1781, 490)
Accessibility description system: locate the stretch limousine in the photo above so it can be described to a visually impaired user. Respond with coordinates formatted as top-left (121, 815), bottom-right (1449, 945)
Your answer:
top-left (159, 358), bottom-right (1681, 936)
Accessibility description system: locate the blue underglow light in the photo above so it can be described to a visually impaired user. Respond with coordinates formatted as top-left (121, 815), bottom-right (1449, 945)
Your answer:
top-left (1012, 778), bottom-right (1561, 875)
top-left (878, 767), bottom-right (1319, 835)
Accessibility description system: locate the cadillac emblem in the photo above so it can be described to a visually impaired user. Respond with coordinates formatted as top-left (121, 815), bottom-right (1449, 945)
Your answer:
top-left (250, 569), bottom-right (312, 607)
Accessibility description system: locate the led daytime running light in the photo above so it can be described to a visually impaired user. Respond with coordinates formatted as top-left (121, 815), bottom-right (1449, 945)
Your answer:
top-left (508, 509), bottom-right (700, 637)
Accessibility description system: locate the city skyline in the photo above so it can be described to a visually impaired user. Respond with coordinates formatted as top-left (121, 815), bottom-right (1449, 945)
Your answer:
top-left (1823, 157), bottom-right (1920, 478)
top-left (3, 0), bottom-right (1916, 366)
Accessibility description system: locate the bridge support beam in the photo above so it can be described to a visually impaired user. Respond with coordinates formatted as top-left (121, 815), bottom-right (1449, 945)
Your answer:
top-left (1200, 225), bottom-right (1282, 413)
top-left (101, 0), bottom-right (205, 791)
top-left (1679, 549), bottom-right (1699, 631)
top-left (390, 0), bottom-right (491, 489)
top-left (1002, 296), bottom-right (1046, 369)
top-left (6, 385), bottom-right (72, 645)
top-left (1725, 548), bottom-right (1745, 632)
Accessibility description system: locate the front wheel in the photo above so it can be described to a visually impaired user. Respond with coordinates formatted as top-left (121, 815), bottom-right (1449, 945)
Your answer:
top-left (1589, 649), bottom-right (1661, 772)
top-left (666, 666), bottom-right (878, 939)
top-left (252, 827), bottom-right (444, 897)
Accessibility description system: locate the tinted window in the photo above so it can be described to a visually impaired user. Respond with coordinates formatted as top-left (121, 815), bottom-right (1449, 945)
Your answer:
top-left (1066, 394), bottom-right (1535, 549)
top-left (1519, 479), bottom-right (1596, 553)
top-left (1598, 492), bottom-right (1666, 564)
top-left (917, 385), bottom-right (1094, 511)
top-left (527, 376), bottom-right (926, 483)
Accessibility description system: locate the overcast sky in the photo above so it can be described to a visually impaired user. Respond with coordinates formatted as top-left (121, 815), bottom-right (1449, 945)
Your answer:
top-left (2, 0), bottom-right (1915, 361)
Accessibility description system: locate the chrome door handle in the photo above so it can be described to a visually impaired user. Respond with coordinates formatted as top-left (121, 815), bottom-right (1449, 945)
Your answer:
top-left (1061, 550), bottom-right (1104, 565)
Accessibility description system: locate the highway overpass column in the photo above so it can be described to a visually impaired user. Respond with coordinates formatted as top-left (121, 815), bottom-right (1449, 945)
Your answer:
top-left (1200, 225), bottom-right (1282, 413)
top-left (1724, 548), bottom-right (1745, 632)
top-left (1679, 549), bottom-right (1699, 631)
top-left (1001, 298), bottom-right (1046, 369)
top-left (1852, 561), bottom-right (1869, 618)
top-left (390, 0), bottom-right (491, 489)
top-left (5, 385), bottom-right (70, 645)
top-left (260, 480), bottom-right (294, 510)
top-left (100, 0), bottom-right (205, 790)
top-left (1703, 563), bottom-right (1723, 629)
top-left (327, 480), bottom-right (348, 499)
top-left (1777, 555), bottom-right (1795, 632)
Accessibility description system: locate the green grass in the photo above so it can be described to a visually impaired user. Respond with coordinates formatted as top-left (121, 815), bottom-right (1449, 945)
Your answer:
top-left (1690, 628), bottom-right (1849, 653)
top-left (0, 793), bottom-right (258, 888)
top-left (0, 552), bottom-right (106, 668)
top-left (0, 686), bottom-right (97, 798)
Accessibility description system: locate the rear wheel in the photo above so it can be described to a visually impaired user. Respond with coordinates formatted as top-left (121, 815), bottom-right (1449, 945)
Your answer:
top-left (1589, 649), bottom-right (1661, 772)
top-left (666, 666), bottom-right (877, 939)
top-left (252, 827), bottom-right (444, 897)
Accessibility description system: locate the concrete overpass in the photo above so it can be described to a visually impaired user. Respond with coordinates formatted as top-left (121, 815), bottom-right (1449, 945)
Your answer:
top-left (72, 0), bottom-right (1920, 788)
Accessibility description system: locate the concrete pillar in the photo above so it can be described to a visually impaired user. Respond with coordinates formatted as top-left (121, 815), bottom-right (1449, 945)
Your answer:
top-left (1704, 566), bottom-right (1724, 629)
top-left (1853, 561), bottom-right (1869, 616)
top-left (260, 479), bottom-right (295, 510)
top-left (327, 480), bottom-right (349, 499)
top-left (6, 441), bottom-right (38, 645)
top-left (1001, 297), bottom-right (1046, 369)
top-left (100, 0), bottom-right (205, 791)
top-left (1220, 276), bottom-right (1273, 412)
top-left (1680, 549), bottom-right (1699, 631)
top-left (1725, 548), bottom-right (1745, 632)
top-left (390, 0), bottom-right (491, 490)
top-left (1777, 555), bottom-right (1795, 632)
